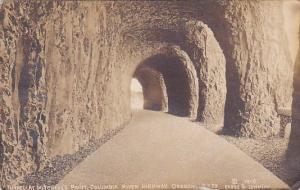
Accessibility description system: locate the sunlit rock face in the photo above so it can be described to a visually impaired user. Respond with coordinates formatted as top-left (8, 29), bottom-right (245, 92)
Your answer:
top-left (283, 0), bottom-right (300, 63)
top-left (0, 0), bottom-right (295, 185)
top-left (130, 78), bottom-right (144, 110)
top-left (288, 24), bottom-right (300, 175)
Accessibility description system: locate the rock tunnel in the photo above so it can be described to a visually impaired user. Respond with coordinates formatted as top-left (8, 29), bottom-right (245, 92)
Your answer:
top-left (0, 0), bottom-right (299, 188)
top-left (133, 66), bottom-right (168, 112)
top-left (133, 47), bottom-right (199, 118)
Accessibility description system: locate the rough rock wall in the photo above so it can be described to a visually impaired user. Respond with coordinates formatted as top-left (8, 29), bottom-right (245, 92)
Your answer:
top-left (183, 21), bottom-right (226, 124)
top-left (42, 2), bottom-right (131, 157)
top-left (0, 1), bottom-right (134, 185)
top-left (0, 1), bottom-right (52, 184)
top-left (215, 0), bottom-right (294, 137)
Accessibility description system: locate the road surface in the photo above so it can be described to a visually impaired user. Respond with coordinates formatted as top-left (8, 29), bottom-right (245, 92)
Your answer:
top-left (58, 110), bottom-right (288, 189)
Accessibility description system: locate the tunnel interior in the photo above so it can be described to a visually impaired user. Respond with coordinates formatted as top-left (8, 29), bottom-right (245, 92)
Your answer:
top-left (133, 67), bottom-right (168, 112)
top-left (134, 53), bottom-right (193, 117)
top-left (1, 0), bottom-right (300, 187)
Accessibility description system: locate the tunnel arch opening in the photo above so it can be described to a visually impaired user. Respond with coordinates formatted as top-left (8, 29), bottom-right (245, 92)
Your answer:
top-left (133, 46), bottom-right (199, 118)
top-left (182, 20), bottom-right (227, 125)
top-left (134, 67), bottom-right (168, 112)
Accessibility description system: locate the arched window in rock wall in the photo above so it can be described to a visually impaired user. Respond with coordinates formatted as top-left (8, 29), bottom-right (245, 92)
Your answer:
top-left (134, 67), bottom-right (168, 112)
top-left (133, 46), bottom-right (199, 119)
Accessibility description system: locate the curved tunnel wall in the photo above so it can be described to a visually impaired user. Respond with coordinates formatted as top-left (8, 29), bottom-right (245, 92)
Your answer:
top-left (142, 55), bottom-right (191, 117)
top-left (0, 0), bottom-right (295, 185)
top-left (182, 20), bottom-right (227, 125)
